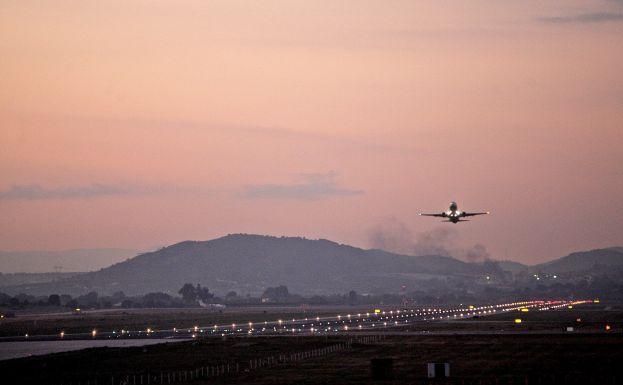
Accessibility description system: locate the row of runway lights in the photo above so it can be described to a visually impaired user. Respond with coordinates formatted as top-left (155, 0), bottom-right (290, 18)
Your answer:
top-left (26, 299), bottom-right (589, 340)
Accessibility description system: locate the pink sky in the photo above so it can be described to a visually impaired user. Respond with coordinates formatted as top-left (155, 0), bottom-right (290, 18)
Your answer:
top-left (1, 0), bottom-right (622, 264)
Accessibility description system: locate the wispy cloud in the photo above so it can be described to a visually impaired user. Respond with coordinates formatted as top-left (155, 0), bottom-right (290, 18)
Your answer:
top-left (538, 12), bottom-right (623, 24)
top-left (0, 183), bottom-right (143, 200)
top-left (244, 172), bottom-right (364, 201)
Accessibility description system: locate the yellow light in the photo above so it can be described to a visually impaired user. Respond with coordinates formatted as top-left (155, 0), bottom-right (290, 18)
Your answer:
top-left (521, 308), bottom-right (529, 312)
top-left (374, 309), bottom-right (381, 314)
top-left (594, 299), bottom-right (600, 303)
top-left (469, 305), bottom-right (474, 309)
top-left (514, 319), bottom-right (522, 324)
top-left (568, 305), bottom-right (573, 309)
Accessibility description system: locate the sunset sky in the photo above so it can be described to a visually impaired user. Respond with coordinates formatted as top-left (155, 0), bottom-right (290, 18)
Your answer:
top-left (1, 0), bottom-right (622, 264)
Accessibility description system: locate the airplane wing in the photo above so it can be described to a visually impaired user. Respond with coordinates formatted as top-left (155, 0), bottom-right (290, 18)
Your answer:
top-left (461, 211), bottom-right (490, 217)
top-left (419, 213), bottom-right (446, 217)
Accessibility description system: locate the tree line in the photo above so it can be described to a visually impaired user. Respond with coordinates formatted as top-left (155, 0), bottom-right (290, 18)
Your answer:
top-left (0, 284), bottom-right (407, 313)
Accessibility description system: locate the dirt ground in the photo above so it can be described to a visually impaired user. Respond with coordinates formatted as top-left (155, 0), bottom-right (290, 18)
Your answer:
top-left (1, 333), bottom-right (622, 384)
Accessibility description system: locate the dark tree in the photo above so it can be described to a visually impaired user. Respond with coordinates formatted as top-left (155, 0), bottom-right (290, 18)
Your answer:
top-left (348, 290), bottom-right (358, 305)
top-left (196, 285), bottom-right (214, 303)
top-left (178, 283), bottom-right (197, 302)
top-left (78, 291), bottom-right (98, 307)
top-left (48, 294), bottom-right (61, 306)
top-left (262, 285), bottom-right (290, 303)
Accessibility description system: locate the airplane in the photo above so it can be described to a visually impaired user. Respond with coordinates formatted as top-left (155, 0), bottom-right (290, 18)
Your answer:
top-left (419, 201), bottom-right (490, 223)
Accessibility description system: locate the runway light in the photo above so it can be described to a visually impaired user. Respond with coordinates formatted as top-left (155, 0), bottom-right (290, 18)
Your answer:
top-left (521, 308), bottom-right (529, 312)
top-left (92, 329), bottom-right (97, 337)
top-left (606, 325), bottom-right (611, 331)
top-left (514, 319), bottom-right (522, 324)
top-left (60, 331), bottom-right (64, 338)
top-left (594, 299), bottom-right (600, 303)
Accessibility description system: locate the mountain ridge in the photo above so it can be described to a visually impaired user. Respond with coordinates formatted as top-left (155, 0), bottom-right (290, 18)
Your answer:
top-left (1, 234), bottom-right (621, 297)
top-left (1, 234), bottom-right (483, 296)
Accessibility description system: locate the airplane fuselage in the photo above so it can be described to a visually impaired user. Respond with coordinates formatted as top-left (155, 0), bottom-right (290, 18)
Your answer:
top-left (419, 201), bottom-right (489, 223)
top-left (443, 201), bottom-right (462, 223)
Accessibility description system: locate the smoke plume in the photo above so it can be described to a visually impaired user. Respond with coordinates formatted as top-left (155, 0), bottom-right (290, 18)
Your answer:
top-left (367, 217), bottom-right (490, 262)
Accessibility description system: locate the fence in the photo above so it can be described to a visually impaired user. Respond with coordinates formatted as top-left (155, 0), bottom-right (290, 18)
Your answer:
top-left (56, 334), bottom-right (386, 385)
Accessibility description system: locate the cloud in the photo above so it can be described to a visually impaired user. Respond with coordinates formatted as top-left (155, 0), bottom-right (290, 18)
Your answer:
top-left (244, 172), bottom-right (364, 200)
top-left (538, 12), bottom-right (623, 24)
top-left (0, 183), bottom-right (141, 200)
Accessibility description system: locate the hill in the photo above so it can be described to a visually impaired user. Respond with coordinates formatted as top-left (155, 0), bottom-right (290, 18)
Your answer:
top-left (1, 234), bottom-right (485, 296)
top-left (495, 260), bottom-right (528, 274)
top-left (533, 247), bottom-right (623, 274)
